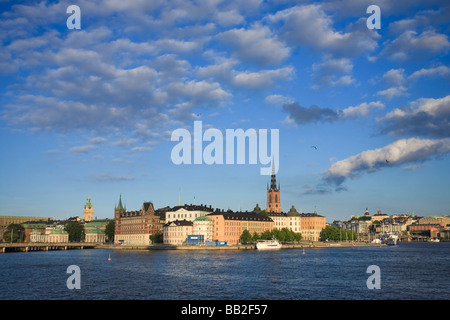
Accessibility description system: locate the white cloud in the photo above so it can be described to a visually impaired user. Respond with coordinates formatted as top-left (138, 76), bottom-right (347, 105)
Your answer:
top-left (324, 137), bottom-right (450, 186)
top-left (377, 86), bottom-right (407, 100)
top-left (264, 94), bottom-right (294, 106)
top-left (216, 23), bottom-right (290, 66)
top-left (408, 65), bottom-right (450, 80)
top-left (340, 101), bottom-right (385, 119)
top-left (382, 68), bottom-right (406, 86)
top-left (311, 57), bottom-right (354, 89)
top-left (378, 30), bottom-right (450, 61)
top-left (231, 67), bottom-right (294, 89)
top-left (267, 4), bottom-right (379, 57)
top-left (379, 95), bottom-right (450, 138)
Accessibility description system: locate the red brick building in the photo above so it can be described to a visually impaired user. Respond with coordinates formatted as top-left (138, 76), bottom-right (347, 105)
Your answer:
top-left (114, 195), bottom-right (163, 245)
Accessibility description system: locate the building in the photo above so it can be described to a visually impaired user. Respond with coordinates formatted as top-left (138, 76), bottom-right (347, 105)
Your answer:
top-left (266, 163), bottom-right (281, 213)
top-left (0, 216), bottom-right (52, 227)
top-left (300, 212), bottom-right (326, 241)
top-left (268, 205), bottom-right (302, 233)
top-left (208, 210), bottom-right (274, 245)
top-left (193, 215), bottom-right (213, 242)
top-left (114, 195), bottom-right (163, 245)
top-left (84, 219), bottom-right (110, 234)
top-left (83, 197), bottom-right (93, 222)
top-left (30, 227), bottom-right (69, 243)
top-left (163, 219), bottom-right (193, 245)
top-left (165, 204), bottom-right (214, 223)
top-left (371, 210), bottom-right (390, 222)
top-left (21, 222), bottom-right (47, 242)
top-left (85, 227), bottom-right (106, 243)
top-left (48, 228), bottom-right (69, 243)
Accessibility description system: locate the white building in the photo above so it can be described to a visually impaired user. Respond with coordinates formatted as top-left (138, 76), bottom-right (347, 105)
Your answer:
top-left (165, 204), bottom-right (213, 223)
top-left (163, 220), bottom-right (193, 245)
top-left (31, 228), bottom-right (69, 243)
top-left (193, 215), bottom-right (213, 242)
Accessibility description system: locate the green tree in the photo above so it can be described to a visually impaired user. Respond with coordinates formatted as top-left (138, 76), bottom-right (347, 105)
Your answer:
top-left (64, 222), bottom-right (84, 242)
top-left (3, 224), bottom-right (25, 243)
top-left (150, 233), bottom-right (163, 244)
top-left (321, 225), bottom-right (340, 241)
top-left (261, 230), bottom-right (272, 240)
top-left (240, 229), bottom-right (252, 244)
top-left (104, 220), bottom-right (115, 242)
top-left (252, 231), bottom-right (259, 242)
top-left (258, 210), bottom-right (269, 217)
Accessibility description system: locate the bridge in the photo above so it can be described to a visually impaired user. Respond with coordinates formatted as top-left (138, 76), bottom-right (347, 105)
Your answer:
top-left (0, 242), bottom-right (98, 253)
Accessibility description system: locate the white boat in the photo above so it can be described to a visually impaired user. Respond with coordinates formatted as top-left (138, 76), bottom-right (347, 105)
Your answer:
top-left (428, 238), bottom-right (440, 242)
top-left (380, 232), bottom-right (398, 245)
top-left (256, 239), bottom-right (281, 250)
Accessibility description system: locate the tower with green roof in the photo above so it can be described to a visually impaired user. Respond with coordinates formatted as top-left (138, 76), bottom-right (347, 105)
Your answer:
top-left (114, 194), bottom-right (126, 220)
top-left (83, 196), bottom-right (93, 222)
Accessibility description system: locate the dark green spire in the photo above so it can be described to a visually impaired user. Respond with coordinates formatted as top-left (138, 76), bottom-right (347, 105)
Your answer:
top-left (116, 194), bottom-right (124, 210)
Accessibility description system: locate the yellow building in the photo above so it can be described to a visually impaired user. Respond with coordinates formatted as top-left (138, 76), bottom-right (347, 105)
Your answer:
top-left (300, 211), bottom-right (326, 241)
top-left (208, 211), bottom-right (274, 245)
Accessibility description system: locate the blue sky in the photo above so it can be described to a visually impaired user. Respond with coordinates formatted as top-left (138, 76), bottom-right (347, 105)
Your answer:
top-left (1, 0), bottom-right (449, 222)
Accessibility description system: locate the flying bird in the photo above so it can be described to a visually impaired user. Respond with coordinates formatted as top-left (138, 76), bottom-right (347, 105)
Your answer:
top-left (385, 159), bottom-right (390, 164)
top-left (311, 146), bottom-right (317, 150)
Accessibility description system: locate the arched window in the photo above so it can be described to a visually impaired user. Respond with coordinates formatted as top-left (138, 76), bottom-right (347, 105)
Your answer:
top-left (275, 194), bottom-right (278, 203)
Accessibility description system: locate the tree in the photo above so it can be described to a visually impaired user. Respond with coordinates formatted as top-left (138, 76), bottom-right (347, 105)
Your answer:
top-left (240, 229), bottom-right (252, 244)
top-left (104, 220), bottom-right (115, 242)
top-left (64, 222), bottom-right (84, 242)
top-left (3, 224), bottom-right (25, 243)
top-left (150, 233), bottom-right (163, 244)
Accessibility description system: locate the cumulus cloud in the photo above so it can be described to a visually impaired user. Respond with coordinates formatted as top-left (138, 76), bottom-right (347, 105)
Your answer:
top-left (408, 65), bottom-right (450, 81)
top-left (377, 86), bottom-right (408, 100)
top-left (340, 101), bottom-right (385, 119)
top-left (283, 103), bottom-right (339, 125)
top-left (311, 57), bottom-right (354, 89)
top-left (323, 137), bottom-right (450, 187)
top-left (264, 94), bottom-right (294, 106)
top-left (377, 30), bottom-right (450, 61)
top-left (283, 101), bottom-right (385, 125)
top-left (378, 95), bottom-right (450, 138)
top-left (216, 23), bottom-right (290, 66)
top-left (267, 4), bottom-right (379, 57)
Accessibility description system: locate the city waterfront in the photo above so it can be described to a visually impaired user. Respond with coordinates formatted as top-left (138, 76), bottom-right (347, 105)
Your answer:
top-left (0, 242), bottom-right (449, 300)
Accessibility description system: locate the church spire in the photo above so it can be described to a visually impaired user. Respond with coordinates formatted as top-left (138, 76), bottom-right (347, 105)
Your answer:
top-left (116, 194), bottom-right (124, 210)
top-left (270, 158), bottom-right (278, 191)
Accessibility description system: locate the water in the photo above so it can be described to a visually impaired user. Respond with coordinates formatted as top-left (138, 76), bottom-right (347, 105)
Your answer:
top-left (0, 242), bottom-right (449, 300)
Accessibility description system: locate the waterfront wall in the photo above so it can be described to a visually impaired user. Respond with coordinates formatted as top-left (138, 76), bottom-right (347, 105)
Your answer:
top-left (98, 241), bottom-right (385, 251)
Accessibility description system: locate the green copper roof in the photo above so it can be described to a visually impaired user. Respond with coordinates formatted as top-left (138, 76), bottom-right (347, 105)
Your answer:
top-left (87, 227), bottom-right (104, 234)
top-left (194, 215), bottom-right (212, 221)
top-left (50, 228), bottom-right (68, 234)
top-left (287, 205), bottom-right (300, 216)
top-left (116, 194), bottom-right (125, 210)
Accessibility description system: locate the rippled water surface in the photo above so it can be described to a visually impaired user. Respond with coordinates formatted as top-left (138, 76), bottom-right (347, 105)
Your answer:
top-left (1, 242), bottom-right (449, 300)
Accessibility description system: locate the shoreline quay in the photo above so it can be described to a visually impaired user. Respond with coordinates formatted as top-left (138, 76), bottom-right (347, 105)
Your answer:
top-left (97, 241), bottom-right (386, 251)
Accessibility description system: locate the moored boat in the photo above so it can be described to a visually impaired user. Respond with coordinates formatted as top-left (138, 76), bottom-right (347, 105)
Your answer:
top-left (256, 239), bottom-right (281, 250)
top-left (380, 232), bottom-right (398, 245)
